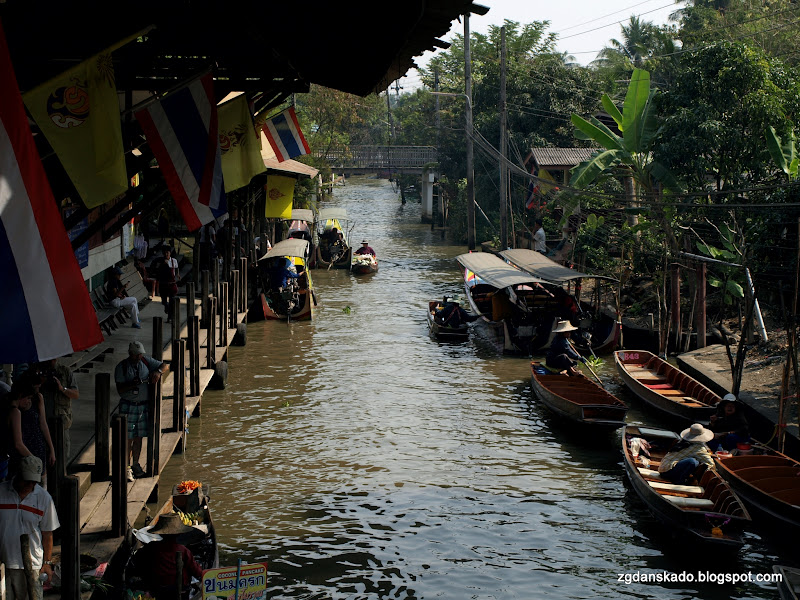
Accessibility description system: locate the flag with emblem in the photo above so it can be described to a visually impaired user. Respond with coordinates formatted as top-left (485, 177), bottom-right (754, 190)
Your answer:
top-left (262, 106), bottom-right (310, 162)
top-left (219, 95), bottom-right (265, 192)
top-left (264, 175), bottom-right (295, 218)
top-left (0, 20), bottom-right (103, 362)
top-left (23, 51), bottom-right (128, 208)
top-left (135, 73), bottom-right (227, 231)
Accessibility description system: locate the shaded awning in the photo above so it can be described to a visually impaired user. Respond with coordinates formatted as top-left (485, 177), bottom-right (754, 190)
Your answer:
top-left (500, 249), bottom-right (617, 284)
top-left (456, 252), bottom-right (545, 289)
top-left (289, 209), bottom-right (315, 222)
top-left (259, 238), bottom-right (309, 261)
top-left (318, 208), bottom-right (348, 222)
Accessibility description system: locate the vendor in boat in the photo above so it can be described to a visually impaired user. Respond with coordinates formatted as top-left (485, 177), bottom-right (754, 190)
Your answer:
top-left (708, 394), bottom-right (750, 451)
top-left (269, 257), bottom-right (299, 291)
top-left (133, 513), bottom-right (204, 598)
top-left (657, 424), bottom-right (716, 485)
top-left (331, 232), bottom-right (348, 258)
top-left (435, 297), bottom-right (479, 328)
top-left (355, 240), bottom-right (375, 257)
top-left (545, 320), bottom-right (587, 376)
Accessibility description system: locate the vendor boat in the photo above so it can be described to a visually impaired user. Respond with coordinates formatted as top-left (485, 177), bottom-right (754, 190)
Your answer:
top-left (499, 249), bottom-right (620, 354)
top-left (255, 238), bottom-right (317, 321)
top-left (615, 350), bottom-right (720, 423)
top-left (427, 299), bottom-right (471, 341)
top-left (456, 252), bottom-right (547, 354)
top-left (622, 425), bottom-right (751, 550)
top-left (351, 252), bottom-right (378, 274)
top-left (530, 362), bottom-right (627, 429)
top-left (284, 208), bottom-right (316, 267)
top-left (315, 208), bottom-right (352, 269)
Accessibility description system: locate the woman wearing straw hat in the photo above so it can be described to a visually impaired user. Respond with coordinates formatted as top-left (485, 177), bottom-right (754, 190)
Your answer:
top-left (132, 513), bottom-right (204, 598)
top-left (657, 424), bottom-right (716, 485)
top-left (545, 320), bottom-right (587, 376)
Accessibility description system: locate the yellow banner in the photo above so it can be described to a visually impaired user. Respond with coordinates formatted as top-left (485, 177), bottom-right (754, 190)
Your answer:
top-left (218, 95), bottom-right (265, 192)
top-left (24, 53), bottom-right (127, 208)
top-left (264, 175), bottom-right (295, 218)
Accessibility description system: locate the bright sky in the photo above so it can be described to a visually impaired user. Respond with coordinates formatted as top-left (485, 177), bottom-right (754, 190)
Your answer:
top-left (399, 0), bottom-right (684, 91)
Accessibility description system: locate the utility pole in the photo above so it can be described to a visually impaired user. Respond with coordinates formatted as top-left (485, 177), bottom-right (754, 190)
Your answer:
top-left (394, 80), bottom-right (403, 96)
top-left (499, 26), bottom-right (508, 250)
top-left (386, 87), bottom-right (393, 142)
top-left (465, 13), bottom-right (476, 250)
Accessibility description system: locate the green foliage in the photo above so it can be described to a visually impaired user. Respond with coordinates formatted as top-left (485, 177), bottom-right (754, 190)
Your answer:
top-left (766, 125), bottom-right (799, 179)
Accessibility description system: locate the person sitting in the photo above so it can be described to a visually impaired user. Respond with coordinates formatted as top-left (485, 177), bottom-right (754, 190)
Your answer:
top-left (330, 233), bottom-right (348, 261)
top-left (435, 297), bottom-right (479, 328)
top-left (269, 258), bottom-right (299, 291)
top-left (708, 393), bottom-right (750, 451)
top-left (132, 513), bottom-right (203, 599)
top-left (107, 266), bottom-right (142, 328)
top-left (545, 320), bottom-right (586, 376)
top-left (355, 240), bottom-right (375, 257)
top-left (657, 423), bottom-right (716, 485)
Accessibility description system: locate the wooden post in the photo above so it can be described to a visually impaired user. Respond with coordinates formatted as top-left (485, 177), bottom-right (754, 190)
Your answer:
top-left (146, 380), bottom-right (162, 477)
top-left (201, 270), bottom-right (210, 326)
top-left (172, 295), bottom-right (181, 343)
top-left (94, 373), bottom-right (111, 481)
top-left (111, 415), bottom-right (127, 537)
top-left (207, 296), bottom-right (217, 369)
top-left (220, 283), bottom-right (229, 348)
top-left (191, 315), bottom-right (200, 396)
top-left (47, 416), bottom-right (65, 509)
top-left (60, 475), bottom-right (80, 600)
top-left (231, 270), bottom-right (239, 329)
top-left (153, 316), bottom-right (163, 361)
top-left (696, 262), bottom-right (707, 349)
top-left (173, 339), bottom-right (186, 437)
top-left (241, 257), bottom-right (248, 313)
top-left (212, 254), bottom-right (220, 302)
top-left (186, 283), bottom-right (197, 397)
top-left (186, 281), bottom-right (196, 322)
top-left (670, 265), bottom-right (681, 352)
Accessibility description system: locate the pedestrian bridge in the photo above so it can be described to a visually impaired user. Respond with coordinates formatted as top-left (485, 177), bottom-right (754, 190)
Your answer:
top-left (315, 145), bottom-right (437, 174)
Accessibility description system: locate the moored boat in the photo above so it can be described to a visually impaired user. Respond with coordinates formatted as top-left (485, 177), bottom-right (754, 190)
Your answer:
top-left (615, 350), bottom-right (720, 423)
top-left (284, 208), bottom-right (316, 267)
top-left (774, 565), bottom-right (800, 600)
top-left (530, 362), bottom-right (627, 429)
top-left (255, 238), bottom-right (317, 321)
top-left (500, 249), bottom-right (621, 354)
top-left (714, 449), bottom-right (800, 536)
top-left (622, 425), bottom-right (751, 550)
top-left (427, 300), bottom-right (470, 341)
top-left (351, 253), bottom-right (378, 274)
top-left (315, 208), bottom-right (352, 269)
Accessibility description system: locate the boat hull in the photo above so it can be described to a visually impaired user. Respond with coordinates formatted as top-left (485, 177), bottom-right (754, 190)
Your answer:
top-left (351, 256), bottom-right (378, 274)
top-left (530, 362), bottom-right (627, 428)
top-left (427, 300), bottom-right (469, 341)
top-left (615, 350), bottom-right (718, 423)
top-left (261, 289), bottom-right (315, 321)
top-left (315, 245), bottom-right (352, 269)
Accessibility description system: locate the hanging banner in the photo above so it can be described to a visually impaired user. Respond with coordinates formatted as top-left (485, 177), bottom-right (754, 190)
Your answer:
top-left (264, 175), bottom-right (295, 218)
top-left (219, 95), bottom-right (265, 192)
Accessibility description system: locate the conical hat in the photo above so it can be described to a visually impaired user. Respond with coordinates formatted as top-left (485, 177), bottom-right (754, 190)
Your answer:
top-left (149, 513), bottom-right (195, 536)
top-left (552, 320), bottom-right (577, 333)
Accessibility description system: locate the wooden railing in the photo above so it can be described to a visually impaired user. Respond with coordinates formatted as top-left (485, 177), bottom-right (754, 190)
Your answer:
top-left (315, 145), bottom-right (437, 169)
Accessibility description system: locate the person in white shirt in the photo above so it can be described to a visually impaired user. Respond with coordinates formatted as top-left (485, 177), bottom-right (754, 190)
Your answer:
top-left (0, 456), bottom-right (59, 600)
top-left (533, 218), bottom-right (547, 254)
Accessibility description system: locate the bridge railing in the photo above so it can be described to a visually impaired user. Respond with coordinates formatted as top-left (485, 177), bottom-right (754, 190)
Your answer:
top-left (315, 145), bottom-right (437, 169)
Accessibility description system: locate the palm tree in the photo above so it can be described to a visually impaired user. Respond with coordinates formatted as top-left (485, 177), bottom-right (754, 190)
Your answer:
top-left (594, 17), bottom-right (661, 70)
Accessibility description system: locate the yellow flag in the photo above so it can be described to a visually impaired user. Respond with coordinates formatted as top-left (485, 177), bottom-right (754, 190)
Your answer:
top-left (219, 95), bottom-right (265, 192)
top-left (264, 175), bottom-right (295, 218)
top-left (24, 52), bottom-right (127, 208)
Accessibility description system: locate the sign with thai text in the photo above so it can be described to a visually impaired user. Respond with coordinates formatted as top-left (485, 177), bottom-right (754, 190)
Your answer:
top-left (201, 562), bottom-right (268, 600)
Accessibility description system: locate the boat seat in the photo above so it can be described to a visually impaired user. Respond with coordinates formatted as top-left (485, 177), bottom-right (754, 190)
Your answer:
top-left (664, 496), bottom-right (715, 509)
top-left (644, 383), bottom-right (673, 389)
top-left (648, 481), bottom-right (705, 495)
top-left (637, 467), bottom-right (663, 479)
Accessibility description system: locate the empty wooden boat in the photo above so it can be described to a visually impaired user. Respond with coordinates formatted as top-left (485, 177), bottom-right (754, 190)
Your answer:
top-left (530, 362), bottom-right (627, 429)
top-left (615, 350), bottom-right (720, 423)
top-left (623, 425), bottom-right (751, 550)
top-left (714, 451), bottom-right (800, 535)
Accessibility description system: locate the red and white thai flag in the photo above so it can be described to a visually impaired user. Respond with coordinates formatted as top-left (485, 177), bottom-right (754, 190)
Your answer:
top-left (262, 106), bottom-right (310, 162)
top-left (135, 74), bottom-right (227, 231)
top-left (0, 20), bottom-right (103, 362)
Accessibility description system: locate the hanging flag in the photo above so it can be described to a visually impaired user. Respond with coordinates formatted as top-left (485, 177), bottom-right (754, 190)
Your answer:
top-left (526, 168), bottom-right (558, 210)
top-left (219, 95), bottom-right (266, 192)
top-left (264, 175), bottom-right (295, 218)
top-left (135, 74), bottom-right (227, 231)
top-left (262, 106), bottom-right (310, 162)
top-left (23, 50), bottom-right (127, 209)
top-left (0, 20), bottom-right (103, 362)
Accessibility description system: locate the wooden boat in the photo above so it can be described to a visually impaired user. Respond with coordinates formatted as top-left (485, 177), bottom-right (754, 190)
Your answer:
top-left (456, 252), bottom-right (552, 354)
top-left (427, 300), bottom-right (470, 341)
top-left (774, 565), bottom-right (800, 600)
top-left (615, 350), bottom-right (720, 423)
top-left (351, 252), bottom-right (378, 274)
top-left (126, 482), bottom-right (218, 599)
top-left (315, 208), bottom-right (352, 269)
top-left (622, 425), bottom-right (751, 550)
top-left (284, 208), bottom-right (316, 267)
top-left (500, 249), bottom-right (621, 354)
top-left (255, 239), bottom-right (317, 321)
top-left (530, 362), bottom-right (627, 428)
top-left (714, 449), bottom-right (800, 535)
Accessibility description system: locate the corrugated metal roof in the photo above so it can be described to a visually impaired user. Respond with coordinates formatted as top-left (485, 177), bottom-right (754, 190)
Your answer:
top-left (530, 148), bottom-right (596, 168)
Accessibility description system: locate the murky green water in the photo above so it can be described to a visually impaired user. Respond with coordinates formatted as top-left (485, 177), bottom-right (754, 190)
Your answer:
top-left (160, 178), bottom-right (793, 599)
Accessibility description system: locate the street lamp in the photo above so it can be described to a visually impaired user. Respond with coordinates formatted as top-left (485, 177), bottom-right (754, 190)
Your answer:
top-left (430, 91), bottom-right (475, 250)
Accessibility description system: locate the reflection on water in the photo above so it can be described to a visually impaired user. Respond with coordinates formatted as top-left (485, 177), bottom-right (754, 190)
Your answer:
top-left (160, 178), bottom-right (791, 599)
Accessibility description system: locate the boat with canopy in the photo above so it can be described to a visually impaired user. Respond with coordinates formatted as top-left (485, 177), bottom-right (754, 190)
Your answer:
top-left (315, 207), bottom-right (352, 269)
top-left (254, 238), bottom-right (317, 320)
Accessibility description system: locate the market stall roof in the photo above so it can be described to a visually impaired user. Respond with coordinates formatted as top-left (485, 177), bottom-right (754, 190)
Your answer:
top-left (529, 148), bottom-right (596, 170)
top-left (1, 1), bottom-right (489, 103)
top-left (500, 249), bottom-right (618, 284)
top-left (317, 208), bottom-right (348, 222)
top-left (456, 252), bottom-right (545, 289)
top-left (263, 158), bottom-right (319, 179)
top-left (288, 209), bottom-right (315, 223)
top-left (260, 238), bottom-right (309, 261)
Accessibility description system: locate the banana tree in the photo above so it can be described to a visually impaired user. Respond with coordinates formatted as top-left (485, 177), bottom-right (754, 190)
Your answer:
top-left (766, 125), bottom-right (799, 180)
top-left (569, 68), bottom-right (682, 249)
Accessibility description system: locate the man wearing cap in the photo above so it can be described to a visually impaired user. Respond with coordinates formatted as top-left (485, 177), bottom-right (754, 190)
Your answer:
top-left (115, 341), bottom-right (169, 481)
top-left (0, 456), bottom-right (59, 600)
top-left (108, 265), bottom-right (142, 328)
top-left (355, 240), bottom-right (375, 257)
top-left (709, 393), bottom-right (750, 451)
top-left (657, 423), bottom-right (716, 485)
top-left (545, 320), bottom-right (587, 376)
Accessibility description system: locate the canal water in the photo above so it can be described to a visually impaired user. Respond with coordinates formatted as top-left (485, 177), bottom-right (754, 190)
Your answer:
top-left (160, 178), bottom-right (792, 599)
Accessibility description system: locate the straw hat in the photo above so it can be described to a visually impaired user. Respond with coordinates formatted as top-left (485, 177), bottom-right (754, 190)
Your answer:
top-left (680, 423), bottom-right (714, 443)
top-left (148, 513), bottom-right (196, 536)
top-left (552, 320), bottom-right (577, 333)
